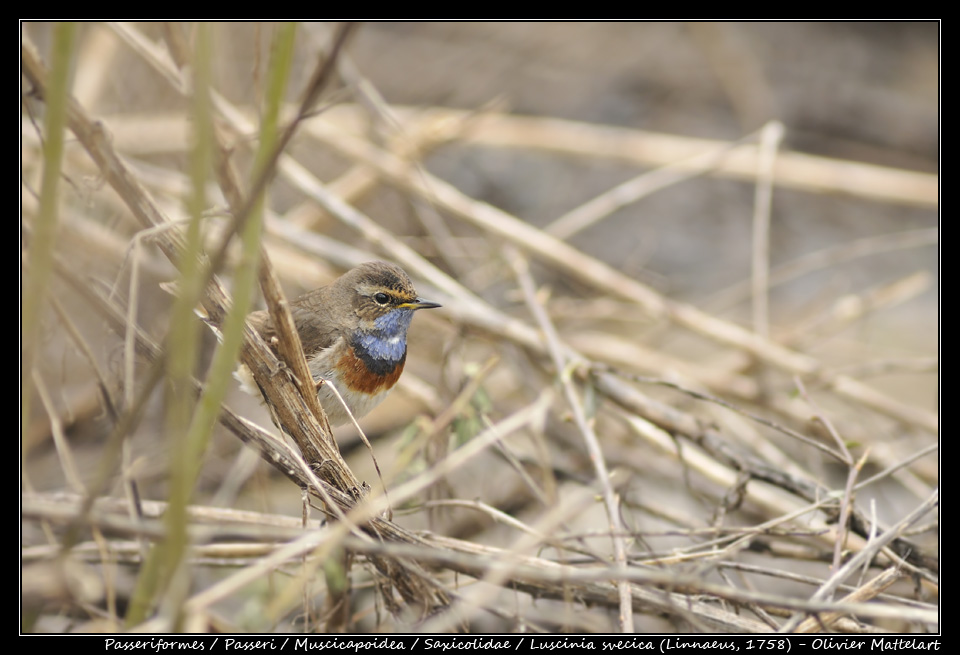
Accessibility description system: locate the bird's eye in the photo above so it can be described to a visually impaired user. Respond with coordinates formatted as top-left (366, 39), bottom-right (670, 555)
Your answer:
top-left (374, 292), bottom-right (390, 305)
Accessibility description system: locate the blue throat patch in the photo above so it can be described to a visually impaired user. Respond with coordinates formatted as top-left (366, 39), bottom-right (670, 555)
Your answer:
top-left (353, 308), bottom-right (414, 362)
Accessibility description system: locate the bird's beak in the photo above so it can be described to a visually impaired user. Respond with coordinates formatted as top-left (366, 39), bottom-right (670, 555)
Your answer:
top-left (403, 298), bottom-right (442, 310)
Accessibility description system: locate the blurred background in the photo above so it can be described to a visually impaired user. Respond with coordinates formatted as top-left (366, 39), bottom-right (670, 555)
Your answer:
top-left (22, 22), bottom-right (938, 634)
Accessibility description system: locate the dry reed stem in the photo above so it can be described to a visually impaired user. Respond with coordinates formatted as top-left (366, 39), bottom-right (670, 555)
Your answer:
top-left (750, 120), bottom-right (783, 339)
top-left (387, 107), bottom-right (938, 208)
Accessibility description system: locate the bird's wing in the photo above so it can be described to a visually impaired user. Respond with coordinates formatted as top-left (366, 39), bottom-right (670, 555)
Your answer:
top-left (247, 287), bottom-right (342, 354)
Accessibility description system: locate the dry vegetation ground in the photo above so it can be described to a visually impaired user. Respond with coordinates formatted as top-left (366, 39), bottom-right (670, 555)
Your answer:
top-left (21, 22), bottom-right (938, 634)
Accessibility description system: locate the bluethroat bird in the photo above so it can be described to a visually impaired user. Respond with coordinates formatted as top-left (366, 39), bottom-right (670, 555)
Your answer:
top-left (236, 261), bottom-right (441, 426)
